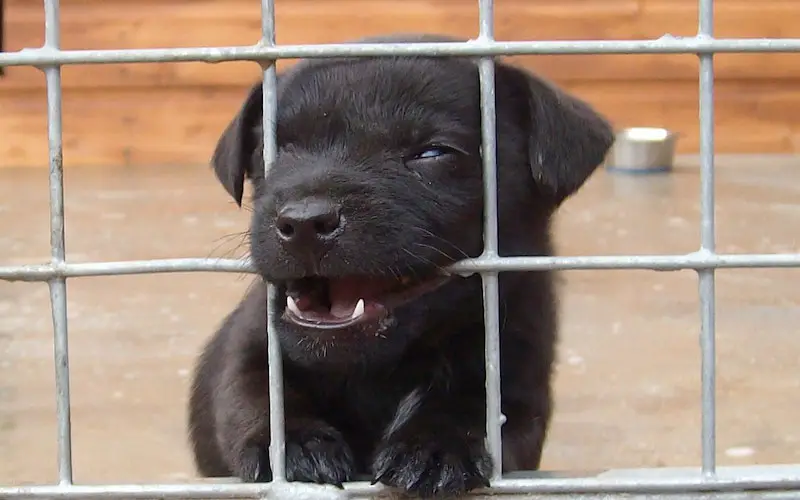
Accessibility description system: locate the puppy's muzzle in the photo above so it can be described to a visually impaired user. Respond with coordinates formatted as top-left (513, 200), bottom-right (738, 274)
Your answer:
top-left (276, 196), bottom-right (343, 264)
top-left (269, 194), bottom-right (455, 332)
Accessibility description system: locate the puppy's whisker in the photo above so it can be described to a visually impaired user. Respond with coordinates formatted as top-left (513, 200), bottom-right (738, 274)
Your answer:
top-left (208, 241), bottom-right (251, 263)
top-left (210, 230), bottom-right (250, 247)
top-left (412, 227), bottom-right (471, 259)
top-left (388, 266), bottom-right (402, 281)
top-left (411, 242), bottom-right (458, 264)
top-left (207, 231), bottom-right (251, 259)
top-left (396, 260), bottom-right (420, 281)
top-left (228, 200), bottom-right (255, 214)
top-left (404, 264), bottom-right (422, 282)
top-left (203, 231), bottom-right (253, 282)
top-left (401, 248), bottom-right (448, 275)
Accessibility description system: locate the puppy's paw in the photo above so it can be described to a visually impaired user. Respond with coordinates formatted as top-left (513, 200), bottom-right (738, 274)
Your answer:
top-left (285, 422), bottom-right (357, 487)
top-left (235, 422), bottom-right (356, 487)
top-left (236, 443), bottom-right (274, 483)
top-left (371, 430), bottom-right (493, 498)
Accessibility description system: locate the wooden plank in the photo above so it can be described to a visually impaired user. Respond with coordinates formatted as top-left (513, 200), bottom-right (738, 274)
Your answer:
top-left (3, 80), bottom-right (800, 169)
top-left (2, 0), bottom-right (799, 90)
top-left (575, 80), bottom-right (800, 155)
top-left (0, 87), bottom-right (246, 168)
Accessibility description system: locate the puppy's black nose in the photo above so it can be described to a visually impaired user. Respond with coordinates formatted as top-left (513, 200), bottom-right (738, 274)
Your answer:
top-left (276, 198), bottom-right (342, 248)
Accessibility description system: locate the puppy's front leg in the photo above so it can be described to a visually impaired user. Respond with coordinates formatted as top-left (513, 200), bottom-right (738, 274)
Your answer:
top-left (215, 351), bottom-right (356, 486)
top-left (371, 388), bottom-right (492, 498)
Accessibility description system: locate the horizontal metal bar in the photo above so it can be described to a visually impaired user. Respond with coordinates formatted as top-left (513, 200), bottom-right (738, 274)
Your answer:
top-left (5, 487), bottom-right (797, 500)
top-left (2, 37), bottom-right (800, 67)
top-left (3, 467), bottom-right (800, 500)
top-left (1, 252), bottom-right (800, 282)
top-left (0, 259), bottom-right (251, 281)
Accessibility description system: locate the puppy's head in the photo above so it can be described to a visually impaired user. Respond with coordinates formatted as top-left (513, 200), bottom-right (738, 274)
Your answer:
top-left (212, 36), bottom-right (613, 367)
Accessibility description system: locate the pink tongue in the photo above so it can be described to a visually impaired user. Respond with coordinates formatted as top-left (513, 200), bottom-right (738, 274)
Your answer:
top-left (330, 300), bottom-right (358, 318)
top-left (327, 277), bottom-right (391, 318)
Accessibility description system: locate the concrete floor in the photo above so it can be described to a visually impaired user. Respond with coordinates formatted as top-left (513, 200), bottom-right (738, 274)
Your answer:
top-left (1, 155), bottom-right (799, 486)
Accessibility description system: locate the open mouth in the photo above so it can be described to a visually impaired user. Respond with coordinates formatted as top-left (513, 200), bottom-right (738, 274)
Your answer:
top-left (282, 273), bottom-right (451, 330)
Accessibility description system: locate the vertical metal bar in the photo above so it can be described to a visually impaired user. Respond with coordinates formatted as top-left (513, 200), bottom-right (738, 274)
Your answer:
top-left (260, 0), bottom-right (285, 484)
top-left (477, 0), bottom-right (503, 481)
top-left (0, 0), bottom-right (5, 76)
top-left (698, 0), bottom-right (717, 477)
top-left (43, 0), bottom-right (73, 486)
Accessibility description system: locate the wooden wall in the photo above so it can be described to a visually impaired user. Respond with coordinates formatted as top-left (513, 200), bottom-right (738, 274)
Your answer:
top-left (1, 0), bottom-right (799, 169)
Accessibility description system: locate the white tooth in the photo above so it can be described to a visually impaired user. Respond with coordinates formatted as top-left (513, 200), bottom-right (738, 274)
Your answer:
top-left (351, 298), bottom-right (365, 319)
top-left (286, 296), bottom-right (302, 316)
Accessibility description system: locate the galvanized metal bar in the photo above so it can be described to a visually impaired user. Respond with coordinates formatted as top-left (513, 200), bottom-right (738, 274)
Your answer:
top-left (259, 0), bottom-right (286, 484)
top-left (2, 252), bottom-right (800, 283)
top-left (476, 0), bottom-right (504, 481)
top-left (697, 0), bottom-right (717, 476)
top-left (3, 38), bottom-right (800, 67)
top-left (4, 467), bottom-right (800, 499)
top-left (477, 0), bottom-right (498, 259)
top-left (3, 490), bottom-right (800, 500)
top-left (42, 0), bottom-right (73, 486)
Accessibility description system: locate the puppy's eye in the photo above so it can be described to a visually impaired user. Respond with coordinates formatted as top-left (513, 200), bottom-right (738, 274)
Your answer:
top-left (406, 145), bottom-right (460, 164)
top-left (415, 147), bottom-right (451, 160)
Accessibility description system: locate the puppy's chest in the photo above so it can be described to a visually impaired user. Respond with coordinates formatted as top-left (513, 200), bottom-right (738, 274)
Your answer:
top-left (313, 372), bottom-right (420, 433)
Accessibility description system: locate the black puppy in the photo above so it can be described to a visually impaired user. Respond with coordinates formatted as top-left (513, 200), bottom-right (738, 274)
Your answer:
top-left (188, 34), bottom-right (613, 498)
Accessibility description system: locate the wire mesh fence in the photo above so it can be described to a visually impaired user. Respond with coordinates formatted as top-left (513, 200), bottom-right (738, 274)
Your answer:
top-left (1, 0), bottom-right (800, 498)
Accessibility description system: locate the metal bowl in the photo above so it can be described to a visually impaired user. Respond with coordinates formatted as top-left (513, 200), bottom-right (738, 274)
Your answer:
top-left (605, 127), bottom-right (677, 174)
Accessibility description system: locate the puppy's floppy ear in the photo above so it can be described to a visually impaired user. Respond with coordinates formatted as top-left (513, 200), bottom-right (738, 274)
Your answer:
top-left (211, 82), bottom-right (264, 206)
top-left (495, 61), bottom-right (615, 206)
